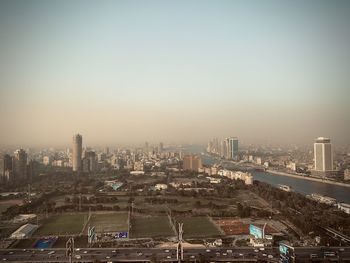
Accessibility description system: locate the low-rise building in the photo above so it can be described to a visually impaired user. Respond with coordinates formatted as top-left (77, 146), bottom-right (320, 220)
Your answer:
top-left (337, 203), bottom-right (350, 214)
top-left (154, 183), bottom-right (168, 190)
top-left (10, 224), bottom-right (38, 239)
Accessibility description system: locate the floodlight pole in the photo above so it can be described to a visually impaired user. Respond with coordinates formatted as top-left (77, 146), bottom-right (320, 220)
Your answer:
top-left (177, 223), bottom-right (184, 262)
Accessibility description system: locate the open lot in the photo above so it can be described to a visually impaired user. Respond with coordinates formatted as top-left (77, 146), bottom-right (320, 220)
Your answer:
top-left (130, 216), bottom-right (174, 238)
top-left (89, 212), bottom-right (128, 233)
top-left (35, 213), bottom-right (86, 236)
top-left (174, 216), bottom-right (222, 238)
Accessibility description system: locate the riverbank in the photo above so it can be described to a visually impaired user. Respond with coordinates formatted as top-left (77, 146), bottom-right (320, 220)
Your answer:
top-left (266, 169), bottom-right (350, 188)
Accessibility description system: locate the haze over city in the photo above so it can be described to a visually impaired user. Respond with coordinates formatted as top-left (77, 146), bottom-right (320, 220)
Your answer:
top-left (1, 0), bottom-right (350, 147)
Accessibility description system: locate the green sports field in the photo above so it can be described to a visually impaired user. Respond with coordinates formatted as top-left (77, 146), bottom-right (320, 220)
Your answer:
top-left (35, 214), bottom-right (86, 236)
top-left (175, 216), bottom-right (222, 238)
top-left (89, 212), bottom-right (128, 233)
top-left (130, 216), bottom-right (175, 238)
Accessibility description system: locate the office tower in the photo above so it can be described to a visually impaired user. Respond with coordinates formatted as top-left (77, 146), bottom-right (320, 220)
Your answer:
top-left (12, 149), bottom-right (27, 180)
top-left (314, 137), bottom-right (333, 172)
top-left (183, 155), bottom-right (202, 172)
top-left (0, 154), bottom-right (12, 182)
top-left (227, 137), bottom-right (239, 160)
top-left (85, 151), bottom-right (97, 172)
top-left (220, 140), bottom-right (228, 158)
top-left (72, 134), bottom-right (83, 172)
top-left (27, 160), bottom-right (38, 182)
top-left (82, 158), bottom-right (90, 173)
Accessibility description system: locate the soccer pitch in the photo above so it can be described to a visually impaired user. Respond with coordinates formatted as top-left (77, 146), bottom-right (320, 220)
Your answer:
top-left (35, 214), bottom-right (86, 236)
top-left (175, 216), bottom-right (222, 238)
top-left (89, 212), bottom-right (129, 233)
top-left (130, 216), bottom-right (175, 238)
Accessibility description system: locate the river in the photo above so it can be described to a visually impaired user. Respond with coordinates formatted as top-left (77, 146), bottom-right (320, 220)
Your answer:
top-left (197, 151), bottom-right (350, 203)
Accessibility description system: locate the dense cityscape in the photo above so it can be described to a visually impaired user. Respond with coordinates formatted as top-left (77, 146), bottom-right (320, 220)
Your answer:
top-left (1, 0), bottom-right (350, 262)
top-left (0, 134), bottom-right (349, 262)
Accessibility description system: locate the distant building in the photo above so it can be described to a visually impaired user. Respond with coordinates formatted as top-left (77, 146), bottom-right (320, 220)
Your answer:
top-left (312, 137), bottom-right (337, 178)
top-left (314, 137), bottom-right (333, 172)
top-left (0, 154), bottom-right (12, 183)
top-left (183, 155), bottom-right (202, 172)
top-left (220, 140), bottom-right (228, 158)
top-left (82, 158), bottom-right (90, 173)
top-left (85, 151), bottom-right (97, 172)
top-left (12, 149), bottom-right (27, 180)
top-left (154, 183), bottom-right (168, 190)
top-left (43, 156), bottom-right (50, 166)
top-left (337, 203), bottom-right (350, 214)
top-left (72, 134), bottom-right (82, 172)
top-left (344, 169), bottom-right (350, 181)
top-left (227, 137), bottom-right (239, 160)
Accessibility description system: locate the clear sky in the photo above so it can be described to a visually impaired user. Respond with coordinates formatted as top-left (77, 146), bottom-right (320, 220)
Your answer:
top-left (0, 0), bottom-right (349, 147)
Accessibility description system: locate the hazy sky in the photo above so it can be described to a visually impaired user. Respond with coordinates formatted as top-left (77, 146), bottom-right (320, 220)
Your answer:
top-left (1, 0), bottom-right (349, 147)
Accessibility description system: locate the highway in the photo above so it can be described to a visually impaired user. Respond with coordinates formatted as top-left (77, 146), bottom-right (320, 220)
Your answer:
top-left (0, 246), bottom-right (349, 262)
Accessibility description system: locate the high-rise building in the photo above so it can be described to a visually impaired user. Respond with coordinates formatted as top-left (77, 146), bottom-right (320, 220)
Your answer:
top-left (85, 151), bottom-right (97, 172)
top-left (0, 154), bottom-right (12, 182)
top-left (314, 137), bottom-right (333, 172)
top-left (227, 137), bottom-right (239, 160)
top-left (183, 155), bottom-right (202, 172)
top-left (72, 134), bottom-right (82, 172)
top-left (12, 149), bottom-right (27, 180)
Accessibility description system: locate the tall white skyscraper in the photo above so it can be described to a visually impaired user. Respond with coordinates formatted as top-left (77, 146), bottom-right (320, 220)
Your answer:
top-left (227, 137), bottom-right (239, 160)
top-left (314, 137), bottom-right (333, 172)
top-left (73, 134), bottom-right (82, 172)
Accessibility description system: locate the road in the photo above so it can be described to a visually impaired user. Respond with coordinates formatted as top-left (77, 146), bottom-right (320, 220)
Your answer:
top-left (0, 246), bottom-right (349, 262)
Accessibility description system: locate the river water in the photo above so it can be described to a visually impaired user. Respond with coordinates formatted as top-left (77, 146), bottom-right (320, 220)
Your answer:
top-left (197, 151), bottom-right (350, 203)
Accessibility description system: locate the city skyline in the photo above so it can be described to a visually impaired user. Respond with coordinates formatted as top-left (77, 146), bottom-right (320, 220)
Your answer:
top-left (1, 0), bottom-right (350, 147)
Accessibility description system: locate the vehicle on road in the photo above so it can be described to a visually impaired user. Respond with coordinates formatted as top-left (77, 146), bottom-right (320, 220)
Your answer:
top-left (48, 251), bottom-right (55, 255)
top-left (75, 255), bottom-right (81, 259)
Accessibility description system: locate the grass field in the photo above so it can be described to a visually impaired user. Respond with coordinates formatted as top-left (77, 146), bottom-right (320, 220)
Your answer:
top-left (35, 214), bottom-right (86, 236)
top-left (89, 212), bottom-right (128, 233)
top-left (130, 216), bottom-right (174, 238)
top-left (175, 216), bottom-right (222, 238)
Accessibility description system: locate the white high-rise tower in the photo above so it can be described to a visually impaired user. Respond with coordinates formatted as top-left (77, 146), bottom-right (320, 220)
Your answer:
top-left (314, 137), bottom-right (333, 172)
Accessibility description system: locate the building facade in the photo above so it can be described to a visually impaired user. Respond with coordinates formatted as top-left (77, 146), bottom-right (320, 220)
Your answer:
top-left (183, 155), bottom-right (202, 172)
top-left (227, 137), bottom-right (239, 160)
top-left (12, 149), bottom-right (27, 180)
top-left (314, 137), bottom-right (333, 172)
top-left (72, 134), bottom-right (83, 172)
